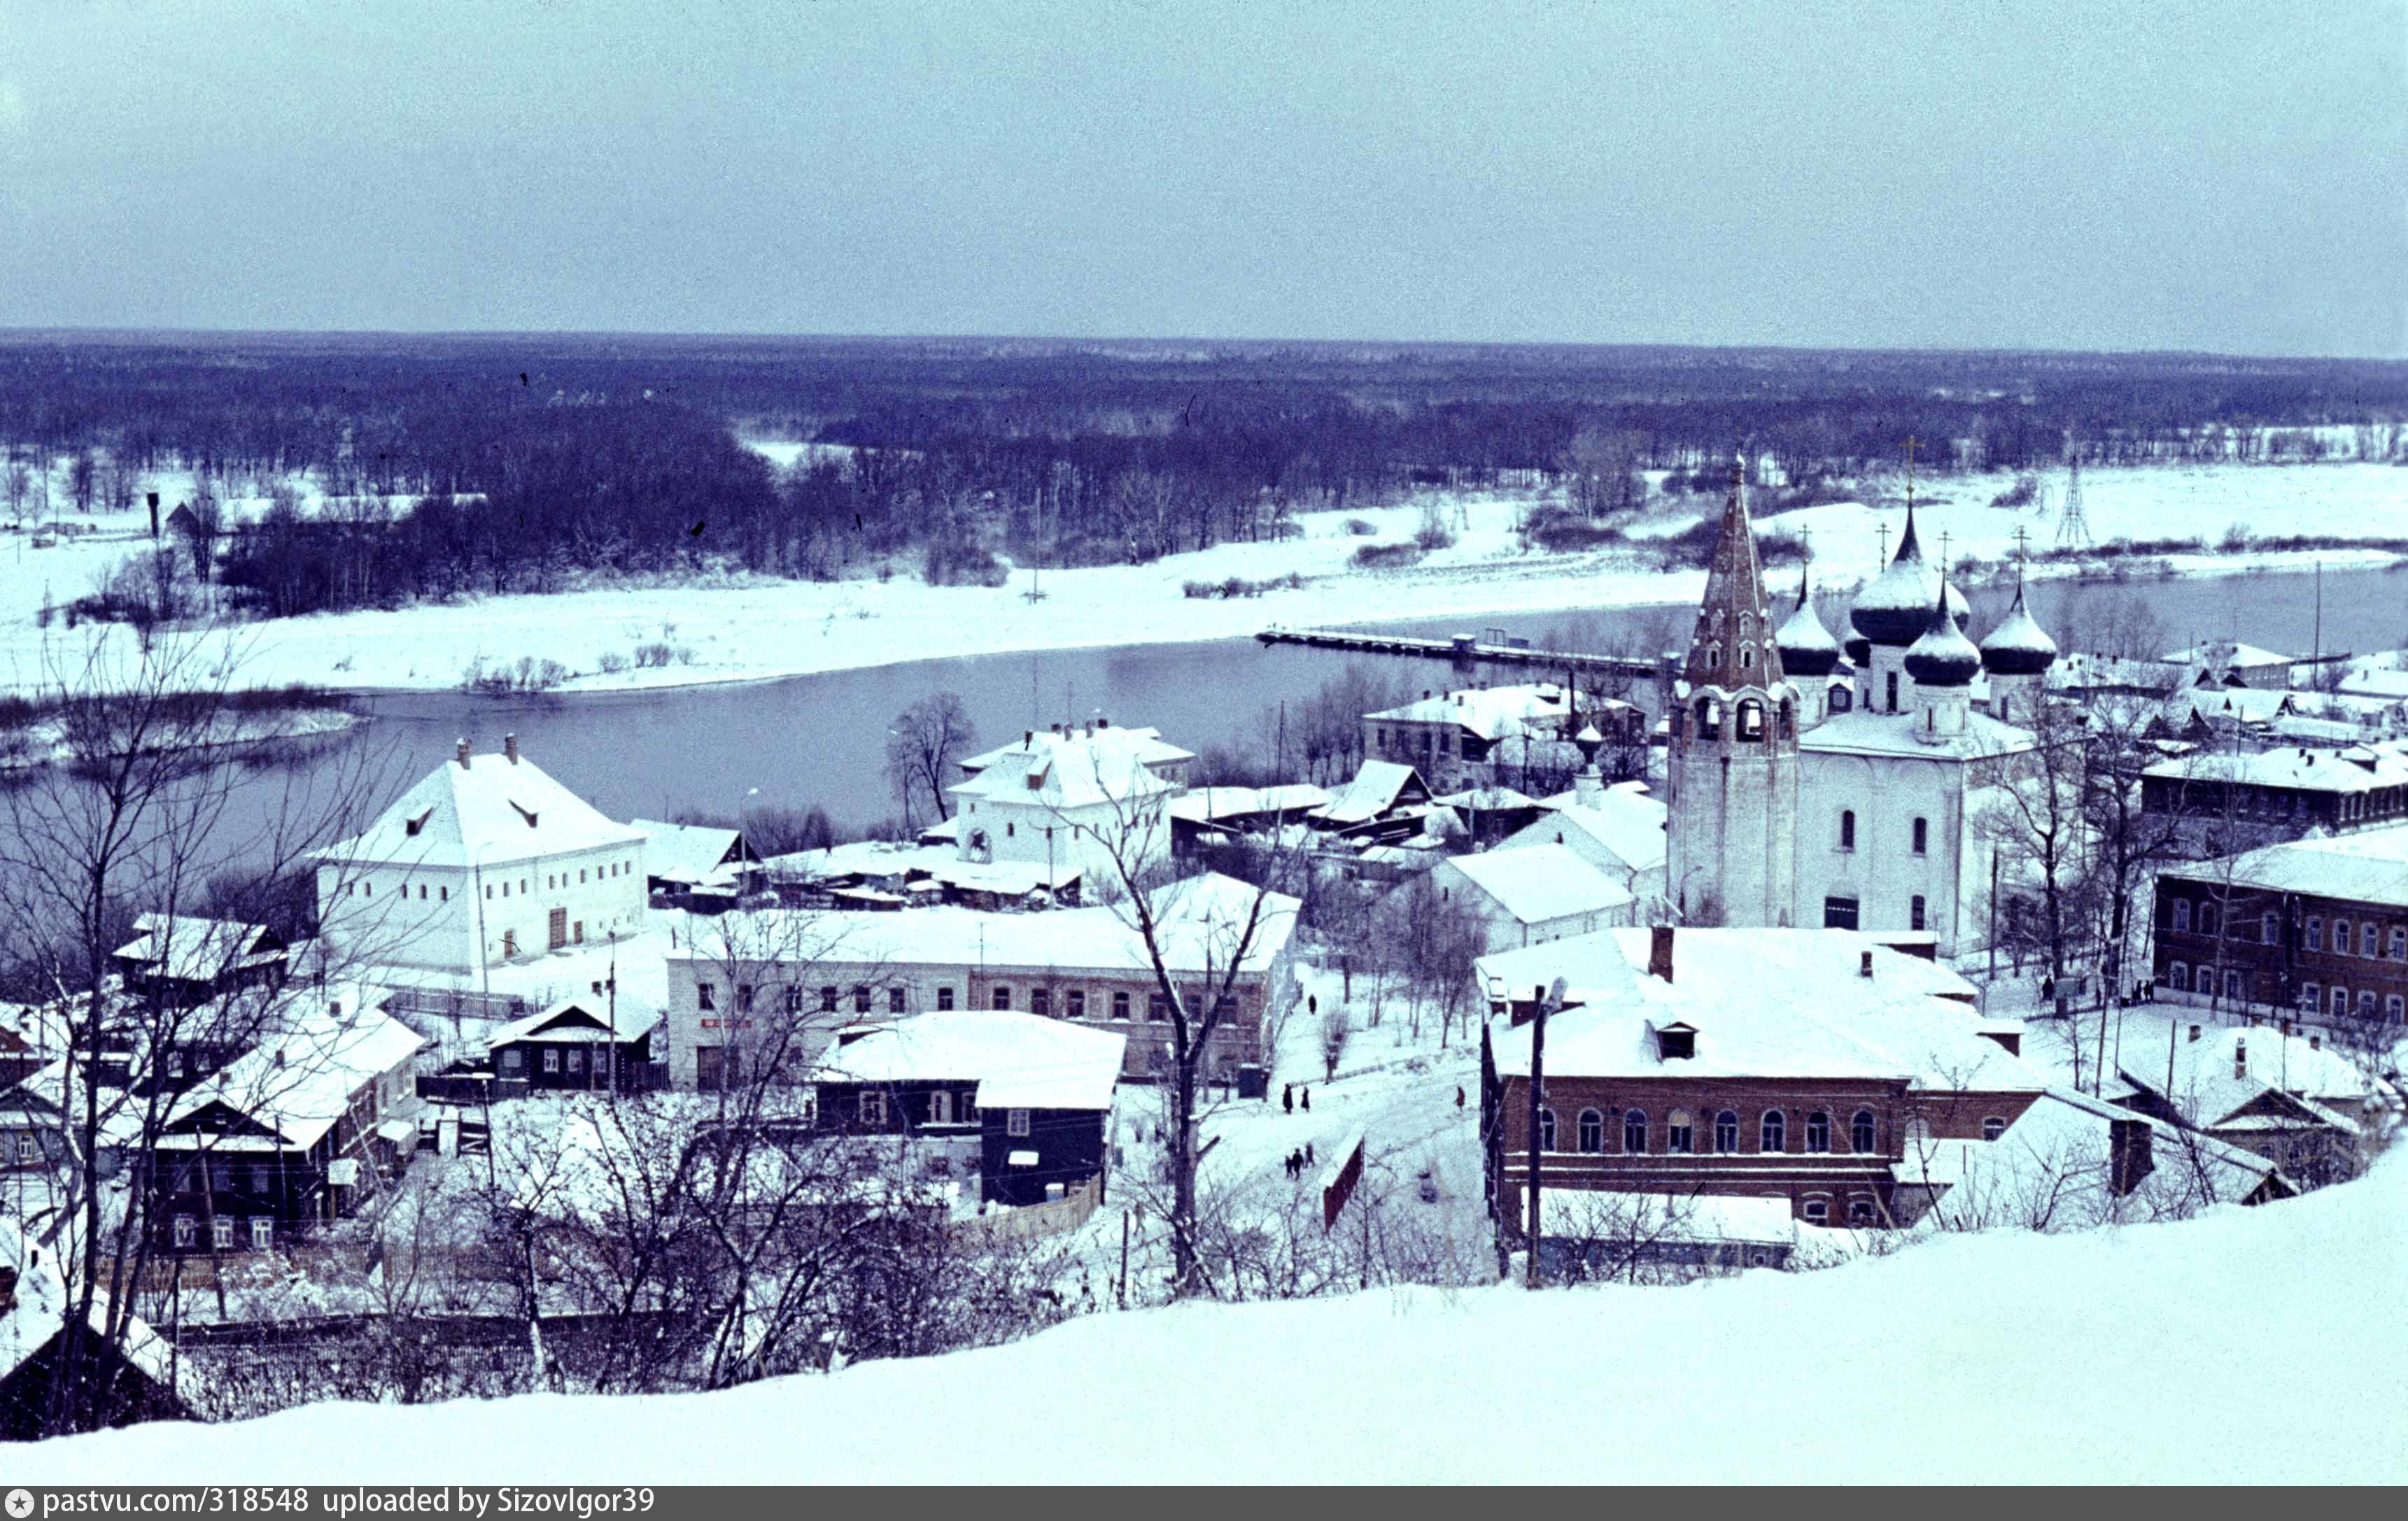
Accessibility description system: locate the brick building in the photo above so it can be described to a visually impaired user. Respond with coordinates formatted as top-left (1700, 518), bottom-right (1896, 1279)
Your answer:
top-left (1480, 926), bottom-right (2041, 1236)
top-left (2151, 823), bottom-right (2408, 1026)
top-left (2140, 742), bottom-right (2408, 861)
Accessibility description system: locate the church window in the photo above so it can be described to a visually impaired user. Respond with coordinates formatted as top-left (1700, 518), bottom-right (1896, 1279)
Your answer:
top-left (1885, 672), bottom-right (1899, 713)
top-left (1740, 643), bottom-right (1755, 670)
top-left (1706, 644), bottom-right (1722, 670)
top-left (1831, 686), bottom-right (1853, 714)
top-left (1910, 896), bottom-right (1927, 932)
top-left (1805, 1111), bottom-right (1831, 1153)
top-left (1738, 614), bottom-right (1752, 640)
top-left (1779, 698), bottom-right (1794, 737)
top-left (1760, 1110), bottom-right (1787, 1153)
top-left (1851, 1110), bottom-right (1877, 1154)
top-left (1621, 1109), bottom-right (1648, 1154)
top-left (1838, 811), bottom-right (1855, 851)
top-left (1696, 699), bottom-right (1721, 741)
top-left (1577, 1109), bottom-right (1604, 1153)
top-left (1911, 816), bottom-right (1928, 855)
top-left (1738, 699), bottom-right (1763, 740)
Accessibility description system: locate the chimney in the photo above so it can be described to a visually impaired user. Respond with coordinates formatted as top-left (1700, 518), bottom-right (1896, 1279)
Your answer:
top-left (1859, 950), bottom-right (1875, 979)
top-left (1648, 924), bottom-right (1675, 984)
top-left (2310, 1034), bottom-right (2322, 1050)
top-left (504, 733), bottom-right (519, 765)
top-left (1095, 716), bottom-right (1108, 730)
top-left (1025, 730), bottom-right (1034, 747)
top-left (456, 738), bottom-right (471, 768)
top-left (2188, 1023), bottom-right (2201, 1042)
top-left (2234, 1040), bottom-right (2248, 1081)
top-left (2108, 1117), bottom-right (2155, 1197)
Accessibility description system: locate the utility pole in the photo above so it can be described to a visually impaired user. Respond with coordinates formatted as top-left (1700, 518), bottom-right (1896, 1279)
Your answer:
top-left (1524, 979), bottom-right (1555, 1289)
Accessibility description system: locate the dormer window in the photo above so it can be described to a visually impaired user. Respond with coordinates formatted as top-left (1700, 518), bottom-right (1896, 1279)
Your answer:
top-left (404, 807), bottom-right (432, 837)
top-left (1655, 1022), bottom-right (1696, 1061)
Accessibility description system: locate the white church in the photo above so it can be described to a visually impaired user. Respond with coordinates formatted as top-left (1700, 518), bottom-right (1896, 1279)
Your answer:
top-left (1665, 459), bottom-right (2062, 958)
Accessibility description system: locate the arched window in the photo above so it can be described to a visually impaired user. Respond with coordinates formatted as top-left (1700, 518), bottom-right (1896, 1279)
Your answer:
top-left (1706, 643), bottom-right (1723, 670)
top-left (1739, 643), bottom-right (1756, 671)
top-left (1805, 1111), bottom-right (1831, 1153)
top-left (2333, 917), bottom-right (2351, 954)
top-left (1622, 1109), bottom-right (1648, 1154)
top-left (1831, 685), bottom-right (1854, 714)
top-left (1839, 810), bottom-right (1856, 851)
top-left (1850, 1110), bottom-right (1876, 1153)
top-left (1666, 1109), bottom-right (1695, 1154)
top-left (1910, 895), bottom-right (1927, 932)
top-left (1536, 1106), bottom-right (1558, 1152)
top-left (1911, 816), bottom-right (1929, 855)
top-left (1980, 1116), bottom-right (2006, 1142)
top-left (2364, 923), bottom-right (2381, 956)
top-left (1738, 613), bottom-right (1753, 640)
top-left (1577, 1108), bottom-right (1605, 1154)
top-left (1696, 698), bottom-right (1721, 740)
top-left (1802, 1197), bottom-right (1829, 1225)
top-left (1738, 698), bottom-right (1764, 739)
top-left (1847, 1197), bottom-right (1878, 1226)
top-left (1714, 1110), bottom-right (1739, 1152)
top-left (1760, 1110), bottom-right (1786, 1153)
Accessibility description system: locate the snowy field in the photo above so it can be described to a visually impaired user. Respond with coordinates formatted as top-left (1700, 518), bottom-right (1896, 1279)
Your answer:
top-left (0, 453), bottom-right (2398, 695)
top-left (19, 1145), bottom-right (2404, 1482)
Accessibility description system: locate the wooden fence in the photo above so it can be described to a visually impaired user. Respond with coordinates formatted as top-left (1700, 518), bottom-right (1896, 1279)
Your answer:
top-left (949, 1174), bottom-right (1102, 1247)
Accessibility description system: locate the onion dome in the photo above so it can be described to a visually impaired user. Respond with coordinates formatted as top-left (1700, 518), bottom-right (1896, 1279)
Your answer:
top-left (1843, 635), bottom-right (1871, 670)
top-left (1773, 570), bottom-right (1840, 678)
top-left (1850, 503), bottom-right (1971, 646)
top-left (1903, 583), bottom-right (1981, 688)
top-left (1979, 578), bottom-right (2059, 677)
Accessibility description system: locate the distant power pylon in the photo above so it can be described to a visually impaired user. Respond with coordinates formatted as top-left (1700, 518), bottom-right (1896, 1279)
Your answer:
top-left (2055, 449), bottom-right (2092, 550)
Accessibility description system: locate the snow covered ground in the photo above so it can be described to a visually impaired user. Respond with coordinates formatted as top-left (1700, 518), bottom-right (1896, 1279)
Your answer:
top-left (20, 1142), bottom-right (2405, 1480)
top-left (0, 455), bottom-right (2398, 696)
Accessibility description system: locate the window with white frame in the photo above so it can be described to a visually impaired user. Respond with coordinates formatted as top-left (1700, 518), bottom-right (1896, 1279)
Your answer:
top-left (2174, 899), bottom-right (2192, 933)
top-left (1620, 1109), bottom-right (1645, 1154)
top-left (1714, 1110), bottom-right (1738, 1153)
top-left (213, 1217), bottom-right (234, 1250)
top-left (1801, 1198), bottom-right (1829, 1224)
top-left (2307, 916), bottom-right (2323, 951)
top-left (1760, 1110), bottom-right (1786, 1152)
top-left (2332, 986), bottom-right (2351, 1017)
top-left (2365, 924), bottom-right (2383, 956)
top-left (1804, 1111), bottom-right (1830, 1153)
top-left (1666, 1109), bottom-right (1694, 1154)
top-left (1007, 1109), bottom-right (1031, 1138)
top-left (1850, 1110), bottom-right (1876, 1154)
top-left (1577, 1109), bottom-right (1604, 1153)
top-left (859, 1090), bottom-right (886, 1126)
top-left (251, 1217), bottom-right (273, 1251)
top-left (1981, 1116), bottom-right (2006, 1142)
top-left (173, 1215), bottom-right (195, 1248)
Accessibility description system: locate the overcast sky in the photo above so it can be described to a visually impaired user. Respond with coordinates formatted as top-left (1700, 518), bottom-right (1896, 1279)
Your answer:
top-left (2, 0), bottom-right (2401, 355)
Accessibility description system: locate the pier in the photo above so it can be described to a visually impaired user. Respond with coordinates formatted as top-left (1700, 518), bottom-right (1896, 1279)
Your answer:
top-left (1255, 625), bottom-right (1667, 682)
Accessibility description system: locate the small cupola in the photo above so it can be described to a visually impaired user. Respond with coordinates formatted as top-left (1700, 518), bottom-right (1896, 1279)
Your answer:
top-left (1903, 583), bottom-right (1981, 688)
top-left (1978, 576), bottom-right (2060, 677)
top-left (1774, 566), bottom-right (1841, 678)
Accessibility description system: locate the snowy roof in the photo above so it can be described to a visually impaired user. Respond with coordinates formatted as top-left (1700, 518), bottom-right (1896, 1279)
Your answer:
top-left (810, 1010), bottom-right (1126, 1112)
top-left (2053, 651), bottom-right (2183, 694)
top-left (1433, 786), bottom-right (1544, 812)
top-left (951, 725), bottom-right (1183, 812)
top-left (2165, 642), bottom-right (2295, 671)
top-left (1489, 929), bottom-right (2025, 1091)
top-left (2146, 740), bottom-right (2408, 795)
top-left (111, 914), bottom-right (283, 982)
top-left (1903, 587), bottom-right (1982, 687)
top-left (629, 820), bottom-right (745, 883)
top-left (675, 872), bottom-right (1297, 979)
top-left (1849, 506), bottom-right (1969, 646)
top-left (1167, 784), bottom-right (1332, 824)
top-left (1442, 846), bottom-right (1633, 926)
top-left (487, 997), bottom-right (663, 1049)
top-left (2338, 667), bottom-right (2408, 701)
top-left (1507, 789), bottom-right (1668, 875)
top-left (2162, 824), bottom-right (2408, 909)
top-left (960, 723), bottom-right (1192, 776)
top-left (1312, 760), bottom-right (1427, 826)
top-left (1800, 707), bottom-right (2036, 761)
top-left (1773, 589), bottom-right (1842, 677)
top-left (321, 748), bottom-right (645, 870)
top-left (2165, 686), bottom-right (2298, 726)
top-left (1977, 583), bottom-right (2058, 676)
top-left (1907, 1088), bottom-right (2283, 1228)
top-left (165, 993), bottom-right (426, 1150)
top-left (0, 1218), bottom-right (171, 1389)
top-left (2122, 1024), bottom-right (2376, 1133)
top-left (1365, 683), bottom-right (1579, 742)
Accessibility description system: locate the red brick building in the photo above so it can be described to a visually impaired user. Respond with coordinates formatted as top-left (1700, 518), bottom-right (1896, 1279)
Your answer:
top-left (2151, 823), bottom-right (2408, 1028)
top-left (1481, 926), bottom-right (2040, 1236)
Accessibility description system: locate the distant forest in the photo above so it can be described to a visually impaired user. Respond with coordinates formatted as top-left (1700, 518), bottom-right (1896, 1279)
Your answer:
top-left (1, 332), bottom-right (2404, 621)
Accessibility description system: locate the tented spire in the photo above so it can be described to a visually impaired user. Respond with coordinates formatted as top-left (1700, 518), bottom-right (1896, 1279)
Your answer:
top-left (1682, 455), bottom-right (1784, 691)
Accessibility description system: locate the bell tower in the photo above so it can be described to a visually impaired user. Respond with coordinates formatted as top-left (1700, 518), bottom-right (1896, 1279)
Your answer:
top-left (1666, 455), bottom-right (1798, 926)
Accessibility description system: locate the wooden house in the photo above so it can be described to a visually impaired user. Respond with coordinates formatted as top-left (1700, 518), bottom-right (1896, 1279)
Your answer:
top-left (486, 998), bottom-right (663, 1092)
top-left (809, 1010), bottom-right (1125, 1208)
top-left (111, 914), bottom-right (288, 1008)
top-left (0, 1220), bottom-right (184, 1438)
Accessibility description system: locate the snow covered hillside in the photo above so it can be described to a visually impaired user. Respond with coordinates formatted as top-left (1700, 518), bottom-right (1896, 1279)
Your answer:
top-left (0, 458), bottom-right (2399, 697)
top-left (19, 1151), bottom-right (2405, 1483)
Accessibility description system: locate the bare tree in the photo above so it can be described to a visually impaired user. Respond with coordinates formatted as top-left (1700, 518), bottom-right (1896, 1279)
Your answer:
top-left (882, 693), bottom-right (976, 829)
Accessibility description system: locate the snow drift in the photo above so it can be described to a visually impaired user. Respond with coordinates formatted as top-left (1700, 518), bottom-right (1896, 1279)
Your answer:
top-left (17, 1152), bottom-right (2408, 1483)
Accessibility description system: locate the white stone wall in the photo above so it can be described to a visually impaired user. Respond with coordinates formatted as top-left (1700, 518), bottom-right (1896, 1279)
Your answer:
top-left (1668, 733), bottom-right (1798, 928)
top-left (957, 795), bottom-right (1170, 884)
top-left (318, 842), bottom-right (647, 975)
top-left (1794, 749), bottom-right (1971, 954)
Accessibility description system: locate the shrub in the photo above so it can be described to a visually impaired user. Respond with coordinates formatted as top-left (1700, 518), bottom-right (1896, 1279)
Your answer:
top-left (1344, 516), bottom-right (1377, 536)
top-left (596, 651), bottom-right (630, 674)
top-left (1352, 542), bottom-right (1423, 570)
top-left (1521, 507), bottom-right (1621, 553)
top-left (1991, 474), bottom-right (2041, 509)
top-left (633, 642), bottom-right (677, 669)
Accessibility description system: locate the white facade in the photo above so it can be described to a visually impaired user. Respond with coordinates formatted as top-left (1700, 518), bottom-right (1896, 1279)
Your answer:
top-left (316, 740), bottom-right (649, 976)
top-left (951, 723), bottom-right (1188, 889)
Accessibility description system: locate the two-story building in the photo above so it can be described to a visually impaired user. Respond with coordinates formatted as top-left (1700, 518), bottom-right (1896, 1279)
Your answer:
top-left (315, 736), bottom-right (649, 975)
top-left (663, 872), bottom-right (1299, 1092)
top-left (1363, 683), bottom-right (1641, 794)
top-left (140, 989), bottom-right (425, 1254)
top-left (2140, 742), bottom-right (2408, 861)
top-left (1480, 926), bottom-right (2043, 1241)
top-left (949, 721), bottom-right (1192, 889)
top-left (2152, 822), bottom-right (2408, 1025)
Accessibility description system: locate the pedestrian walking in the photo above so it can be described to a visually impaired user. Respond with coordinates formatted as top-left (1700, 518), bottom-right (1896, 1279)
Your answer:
top-left (1283, 1083), bottom-right (1293, 1114)
top-left (1300, 1087), bottom-right (1311, 1111)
